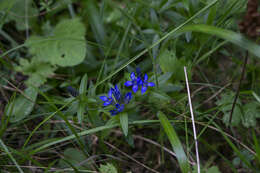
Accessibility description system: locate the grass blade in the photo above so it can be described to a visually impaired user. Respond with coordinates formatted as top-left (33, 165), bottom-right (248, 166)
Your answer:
top-left (157, 111), bottom-right (190, 173)
top-left (0, 139), bottom-right (24, 173)
top-left (179, 24), bottom-right (260, 58)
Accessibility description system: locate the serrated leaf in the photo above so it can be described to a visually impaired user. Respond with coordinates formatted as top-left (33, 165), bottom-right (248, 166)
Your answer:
top-left (26, 18), bottom-right (86, 67)
top-left (157, 111), bottom-right (190, 173)
top-left (5, 87), bottom-right (38, 123)
top-left (99, 163), bottom-right (118, 173)
top-left (242, 102), bottom-right (260, 127)
top-left (15, 58), bottom-right (56, 87)
top-left (216, 92), bottom-right (242, 126)
top-left (119, 113), bottom-right (128, 137)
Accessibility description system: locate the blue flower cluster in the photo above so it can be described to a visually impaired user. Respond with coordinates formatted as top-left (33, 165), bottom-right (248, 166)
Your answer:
top-left (100, 68), bottom-right (155, 116)
top-left (100, 85), bottom-right (132, 116)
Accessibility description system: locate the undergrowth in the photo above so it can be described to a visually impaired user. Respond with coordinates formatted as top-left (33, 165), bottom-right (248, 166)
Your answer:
top-left (0, 0), bottom-right (260, 173)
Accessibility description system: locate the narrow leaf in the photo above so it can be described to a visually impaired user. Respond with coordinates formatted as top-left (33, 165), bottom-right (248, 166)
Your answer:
top-left (79, 73), bottom-right (88, 95)
top-left (179, 24), bottom-right (260, 58)
top-left (157, 111), bottom-right (190, 173)
top-left (120, 113), bottom-right (128, 137)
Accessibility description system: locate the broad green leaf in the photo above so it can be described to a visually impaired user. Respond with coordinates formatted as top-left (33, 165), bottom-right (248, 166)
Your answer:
top-left (26, 18), bottom-right (86, 67)
top-left (120, 112), bottom-right (128, 137)
top-left (242, 102), bottom-right (260, 127)
top-left (99, 163), bottom-right (118, 173)
top-left (6, 87), bottom-right (38, 123)
top-left (15, 58), bottom-right (56, 87)
top-left (216, 92), bottom-right (242, 126)
top-left (157, 111), bottom-right (190, 173)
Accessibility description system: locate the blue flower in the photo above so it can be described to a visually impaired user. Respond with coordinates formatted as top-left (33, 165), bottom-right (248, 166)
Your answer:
top-left (140, 74), bottom-right (155, 94)
top-left (124, 72), bottom-right (142, 93)
top-left (125, 68), bottom-right (155, 94)
top-left (100, 85), bottom-right (132, 116)
top-left (99, 89), bottom-right (113, 106)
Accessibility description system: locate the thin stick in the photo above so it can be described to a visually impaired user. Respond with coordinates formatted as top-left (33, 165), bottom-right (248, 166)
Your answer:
top-left (229, 51), bottom-right (248, 126)
top-left (184, 67), bottom-right (200, 173)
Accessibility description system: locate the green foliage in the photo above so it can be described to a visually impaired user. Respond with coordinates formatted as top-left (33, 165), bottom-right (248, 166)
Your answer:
top-left (192, 166), bottom-right (221, 173)
top-left (5, 87), bottom-right (38, 123)
top-left (159, 49), bottom-right (192, 81)
top-left (58, 148), bottom-right (91, 171)
top-left (99, 163), bottom-right (118, 173)
top-left (119, 112), bottom-right (128, 137)
top-left (26, 18), bottom-right (86, 67)
top-left (216, 92), bottom-right (260, 127)
top-left (0, 0), bottom-right (37, 30)
top-left (158, 111), bottom-right (190, 173)
top-left (216, 92), bottom-right (242, 127)
top-left (15, 58), bottom-right (56, 87)
top-left (1, 0), bottom-right (260, 172)
top-left (242, 102), bottom-right (260, 128)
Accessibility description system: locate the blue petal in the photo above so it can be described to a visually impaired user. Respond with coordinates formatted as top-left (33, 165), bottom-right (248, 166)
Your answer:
top-left (100, 96), bottom-right (108, 101)
top-left (144, 74), bottom-right (148, 82)
top-left (132, 84), bottom-right (138, 93)
top-left (125, 81), bottom-right (133, 87)
top-left (116, 104), bottom-right (124, 112)
top-left (103, 101), bottom-right (111, 106)
top-left (108, 89), bottom-right (113, 97)
top-left (148, 82), bottom-right (155, 87)
top-left (130, 72), bottom-right (136, 80)
top-left (141, 86), bottom-right (147, 94)
top-left (110, 110), bottom-right (117, 116)
top-left (114, 85), bottom-right (119, 92)
top-left (137, 77), bottom-right (143, 86)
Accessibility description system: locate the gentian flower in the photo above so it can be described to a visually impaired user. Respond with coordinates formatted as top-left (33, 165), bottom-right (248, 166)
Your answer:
top-left (99, 89), bottom-right (113, 106)
top-left (140, 74), bottom-right (155, 94)
top-left (125, 68), bottom-right (155, 94)
top-left (124, 72), bottom-right (142, 93)
top-left (100, 85), bottom-right (132, 116)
